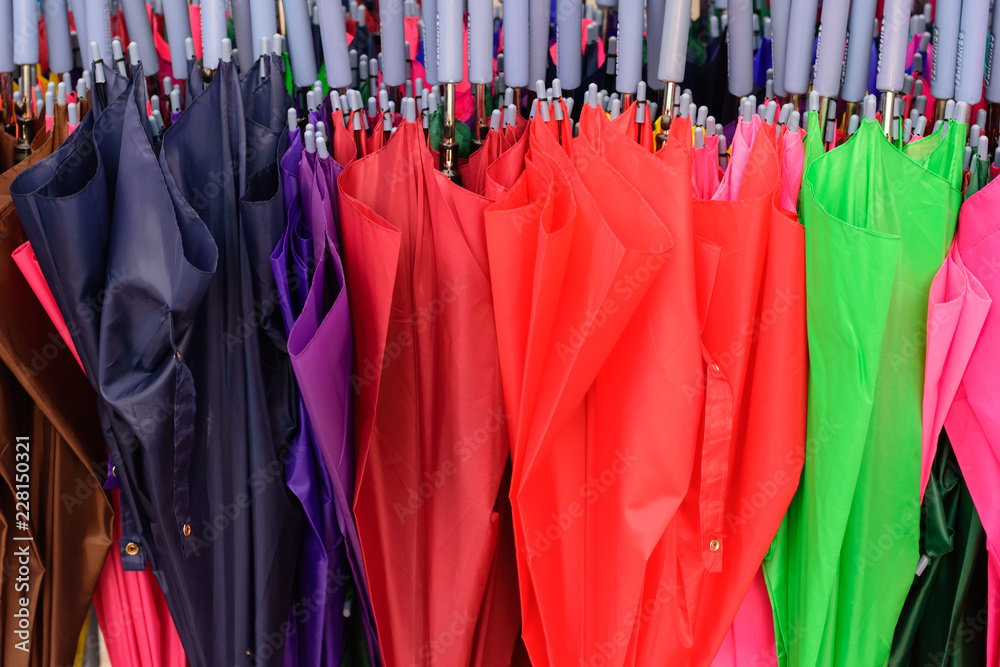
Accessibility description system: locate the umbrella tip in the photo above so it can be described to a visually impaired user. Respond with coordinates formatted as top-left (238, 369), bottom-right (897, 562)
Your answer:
top-left (706, 115), bottom-right (716, 137)
top-left (305, 128), bottom-right (316, 154)
top-left (863, 95), bottom-right (877, 122)
top-left (273, 34), bottom-right (283, 55)
top-left (221, 38), bottom-right (233, 64)
top-left (609, 98), bottom-right (621, 119)
top-left (128, 41), bottom-right (140, 68)
top-left (317, 135), bottom-right (330, 158)
top-left (979, 135), bottom-right (989, 162)
top-left (789, 111), bottom-right (801, 133)
top-left (185, 37), bottom-right (195, 61)
top-left (172, 88), bottom-right (182, 113)
top-left (490, 109), bottom-right (501, 130)
top-left (68, 102), bottom-right (78, 125)
top-left (288, 108), bottom-right (297, 132)
top-left (808, 91), bottom-right (819, 114)
top-left (57, 81), bottom-right (66, 105)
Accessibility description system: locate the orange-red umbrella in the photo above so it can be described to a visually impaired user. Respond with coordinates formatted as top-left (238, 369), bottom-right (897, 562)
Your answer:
top-left (338, 121), bottom-right (517, 667)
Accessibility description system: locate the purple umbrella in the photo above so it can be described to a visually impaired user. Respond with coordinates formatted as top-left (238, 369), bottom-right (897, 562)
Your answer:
top-left (271, 125), bottom-right (381, 665)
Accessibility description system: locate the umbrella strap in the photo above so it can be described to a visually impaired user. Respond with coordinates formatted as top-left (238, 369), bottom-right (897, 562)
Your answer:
top-left (700, 347), bottom-right (733, 573)
top-left (172, 344), bottom-right (197, 554)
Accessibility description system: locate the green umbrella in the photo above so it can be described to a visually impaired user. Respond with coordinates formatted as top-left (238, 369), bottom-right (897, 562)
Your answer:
top-left (763, 117), bottom-right (963, 667)
top-left (889, 432), bottom-right (988, 667)
top-left (888, 150), bottom-right (991, 667)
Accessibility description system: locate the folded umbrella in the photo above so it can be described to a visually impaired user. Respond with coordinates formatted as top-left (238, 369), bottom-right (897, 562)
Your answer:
top-left (338, 121), bottom-right (516, 667)
top-left (763, 115), bottom-right (963, 667)
top-left (636, 116), bottom-right (803, 667)
top-left (13, 60), bottom-right (304, 666)
top-left (914, 173), bottom-right (1000, 667)
top-left (0, 102), bottom-right (113, 667)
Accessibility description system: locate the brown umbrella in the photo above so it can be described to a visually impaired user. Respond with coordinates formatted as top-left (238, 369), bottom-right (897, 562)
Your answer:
top-left (0, 103), bottom-right (113, 667)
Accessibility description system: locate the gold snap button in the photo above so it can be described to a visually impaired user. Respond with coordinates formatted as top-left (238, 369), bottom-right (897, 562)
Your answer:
top-left (111, 465), bottom-right (117, 476)
top-left (182, 523), bottom-right (192, 537)
top-left (125, 542), bottom-right (139, 556)
top-left (710, 363), bottom-right (721, 375)
top-left (709, 539), bottom-right (721, 552)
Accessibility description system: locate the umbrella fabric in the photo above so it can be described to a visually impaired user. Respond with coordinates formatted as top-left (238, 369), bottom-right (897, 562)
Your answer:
top-left (461, 113), bottom-right (529, 197)
top-left (484, 122), bottom-right (531, 199)
top-left (14, 62), bottom-right (303, 666)
top-left (8, 111), bottom-right (187, 667)
top-left (92, 493), bottom-right (188, 667)
top-left (776, 125), bottom-right (805, 213)
top-left (708, 119), bottom-right (809, 667)
top-left (763, 118), bottom-right (962, 667)
top-left (713, 114), bottom-right (762, 200)
top-left (889, 432), bottom-right (989, 667)
top-left (486, 112), bottom-right (670, 666)
top-left (635, 119), bottom-right (803, 666)
top-left (270, 125), bottom-right (380, 665)
top-left (278, 132), bottom-right (382, 665)
top-left (692, 134), bottom-right (723, 199)
top-left (0, 104), bottom-right (114, 667)
top-left (610, 101), bottom-right (656, 152)
top-left (484, 107), bottom-right (709, 666)
top-left (710, 571), bottom-right (778, 667)
top-left (338, 121), bottom-right (514, 667)
top-left (919, 174), bottom-right (1000, 667)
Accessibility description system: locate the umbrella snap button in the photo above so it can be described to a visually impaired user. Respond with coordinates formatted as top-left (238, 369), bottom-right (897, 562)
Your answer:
top-left (182, 523), bottom-right (192, 537)
top-left (125, 542), bottom-right (140, 556)
top-left (709, 539), bottom-right (721, 552)
top-left (709, 363), bottom-right (721, 375)
top-left (111, 465), bottom-right (117, 477)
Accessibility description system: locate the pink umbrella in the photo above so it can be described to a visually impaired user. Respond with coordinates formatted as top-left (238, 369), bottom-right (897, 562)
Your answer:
top-left (922, 176), bottom-right (1000, 665)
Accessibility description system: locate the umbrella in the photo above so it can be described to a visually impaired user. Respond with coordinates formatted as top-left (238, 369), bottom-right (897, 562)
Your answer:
top-left (485, 106), bottom-right (700, 665)
top-left (14, 59), bottom-right (304, 666)
top-left (610, 101), bottom-right (655, 152)
top-left (338, 120), bottom-right (517, 667)
top-left (903, 171), bottom-right (1000, 667)
top-left (9, 104), bottom-right (188, 667)
top-left (635, 116), bottom-right (803, 667)
top-left (278, 130), bottom-right (382, 665)
top-left (0, 102), bottom-right (113, 667)
top-left (692, 132), bottom-right (723, 200)
top-left (763, 116), bottom-right (963, 667)
top-left (710, 117), bottom-right (809, 667)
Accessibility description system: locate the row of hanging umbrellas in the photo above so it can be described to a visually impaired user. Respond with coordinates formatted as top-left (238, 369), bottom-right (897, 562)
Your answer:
top-left (3, 0), bottom-right (1000, 666)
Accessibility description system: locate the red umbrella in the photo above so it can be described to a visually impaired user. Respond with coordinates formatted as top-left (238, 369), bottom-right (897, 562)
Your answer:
top-left (338, 121), bottom-right (517, 667)
top-left (484, 122), bottom-right (531, 199)
top-left (611, 101), bottom-right (656, 152)
top-left (486, 107), bottom-right (695, 665)
top-left (632, 120), bottom-right (805, 665)
top-left (464, 111), bottom-right (526, 192)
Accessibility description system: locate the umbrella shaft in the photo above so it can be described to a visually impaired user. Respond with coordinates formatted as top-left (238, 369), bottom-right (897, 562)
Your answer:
top-left (440, 82), bottom-right (461, 183)
top-left (881, 90), bottom-right (896, 140)
top-left (475, 83), bottom-right (488, 142)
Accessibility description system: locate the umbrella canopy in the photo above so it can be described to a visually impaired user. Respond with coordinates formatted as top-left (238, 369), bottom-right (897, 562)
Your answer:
top-left (13, 60), bottom-right (305, 666)
top-left (0, 103), bottom-right (113, 667)
top-left (338, 121), bottom-right (517, 667)
top-left (636, 116), bottom-right (803, 667)
top-left (913, 173), bottom-right (1000, 667)
top-left (763, 116), bottom-right (963, 667)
